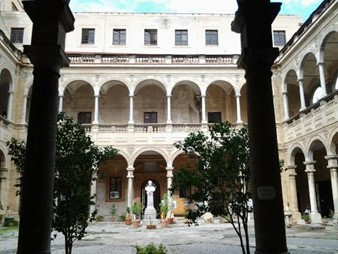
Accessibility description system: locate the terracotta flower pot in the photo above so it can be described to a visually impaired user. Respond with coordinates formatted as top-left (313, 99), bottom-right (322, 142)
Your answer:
top-left (146, 224), bottom-right (156, 229)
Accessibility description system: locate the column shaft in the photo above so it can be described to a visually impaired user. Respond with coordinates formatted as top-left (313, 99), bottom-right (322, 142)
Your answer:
top-left (318, 62), bottom-right (327, 96)
top-left (282, 91), bottom-right (289, 120)
top-left (298, 79), bottom-right (306, 111)
top-left (236, 94), bottom-right (242, 124)
top-left (128, 96), bottom-right (134, 124)
top-left (127, 167), bottom-right (134, 208)
top-left (201, 95), bottom-right (206, 123)
top-left (93, 95), bottom-right (99, 124)
top-left (167, 95), bottom-right (172, 124)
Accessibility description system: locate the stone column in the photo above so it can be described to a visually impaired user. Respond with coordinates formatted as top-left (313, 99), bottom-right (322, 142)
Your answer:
top-left (287, 165), bottom-right (301, 220)
top-left (7, 88), bottom-right (13, 121)
top-left (235, 94), bottom-right (243, 124)
top-left (304, 161), bottom-right (321, 223)
top-left (167, 95), bottom-right (172, 124)
top-left (21, 94), bottom-right (28, 124)
top-left (232, 1), bottom-right (288, 253)
top-left (298, 78), bottom-right (306, 111)
top-left (89, 173), bottom-right (97, 215)
top-left (127, 166), bottom-right (134, 209)
top-left (201, 95), bottom-right (207, 124)
top-left (93, 90), bottom-right (99, 124)
top-left (58, 95), bottom-right (63, 113)
top-left (282, 91), bottom-right (289, 120)
top-left (128, 95), bottom-right (134, 124)
top-left (325, 155), bottom-right (338, 219)
top-left (166, 166), bottom-right (174, 191)
top-left (317, 62), bottom-right (327, 96)
top-left (17, 1), bottom-right (74, 254)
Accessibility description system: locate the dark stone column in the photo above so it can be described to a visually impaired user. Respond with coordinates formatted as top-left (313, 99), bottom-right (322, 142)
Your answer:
top-left (17, 1), bottom-right (74, 254)
top-left (232, 1), bottom-right (289, 254)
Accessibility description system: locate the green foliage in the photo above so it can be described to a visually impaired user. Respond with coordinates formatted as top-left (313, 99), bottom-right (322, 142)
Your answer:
top-left (7, 112), bottom-right (118, 254)
top-left (135, 243), bottom-right (167, 254)
top-left (95, 215), bottom-right (104, 222)
top-left (110, 204), bottom-right (116, 216)
top-left (131, 203), bottom-right (144, 218)
top-left (118, 214), bottom-right (126, 222)
top-left (172, 122), bottom-right (251, 254)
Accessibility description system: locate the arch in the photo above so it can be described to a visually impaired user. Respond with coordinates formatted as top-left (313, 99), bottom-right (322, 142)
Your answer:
top-left (288, 144), bottom-right (305, 166)
top-left (134, 78), bottom-right (167, 95)
top-left (131, 148), bottom-right (169, 165)
top-left (305, 136), bottom-right (328, 161)
top-left (328, 128), bottom-right (338, 156)
top-left (0, 68), bottom-right (13, 118)
top-left (171, 80), bottom-right (201, 95)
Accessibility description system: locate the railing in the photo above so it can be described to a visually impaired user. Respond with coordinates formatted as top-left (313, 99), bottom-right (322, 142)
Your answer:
top-left (68, 54), bottom-right (240, 65)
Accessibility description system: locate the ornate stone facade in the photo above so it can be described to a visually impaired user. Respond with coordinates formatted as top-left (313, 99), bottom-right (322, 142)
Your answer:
top-left (0, 0), bottom-right (337, 223)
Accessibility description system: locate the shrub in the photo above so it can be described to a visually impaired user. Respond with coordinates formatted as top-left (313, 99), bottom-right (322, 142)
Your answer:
top-left (135, 243), bottom-right (166, 254)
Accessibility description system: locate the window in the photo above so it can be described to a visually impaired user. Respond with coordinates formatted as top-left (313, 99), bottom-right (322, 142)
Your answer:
top-left (208, 112), bottom-right (222, 123)
top-left (175, 30), bottom-right (188, 46)
top-left (113, 29), bottom-right (126, 45)
top-left (273, 30), bottom-right (286, 46)
top-left (179, 187), bottom-right (191, 198)
top-left (205, 30), bottom-right (218, 45)
top-left (77, 112), bottom-right (92, 124)
top-left (10, 28), bottom-right (24, 43)
top-left (81, 28), bottom-right (95, 44)
top-left (144, 29), bottom-right (157, 45)
top-left (110, 177), bottom-right (122, 199)
top-left (144, 112), bottom-right (157, 123)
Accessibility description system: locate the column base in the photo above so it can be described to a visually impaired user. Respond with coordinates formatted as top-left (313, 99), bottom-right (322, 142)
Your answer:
top-left (310, 212), bottom-right (322, 224)
top-left (255, 252), bottom-right (289, 254)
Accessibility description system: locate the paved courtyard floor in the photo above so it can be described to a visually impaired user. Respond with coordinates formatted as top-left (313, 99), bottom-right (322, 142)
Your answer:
top-left (1, 219), bottom-right (338, 254)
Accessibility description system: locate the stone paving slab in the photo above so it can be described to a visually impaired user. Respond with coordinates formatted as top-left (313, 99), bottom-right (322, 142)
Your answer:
top-left (1, 221), bottom-right (338, 254)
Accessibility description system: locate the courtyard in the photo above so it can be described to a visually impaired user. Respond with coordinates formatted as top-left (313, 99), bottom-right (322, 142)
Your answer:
top-left (1, 219), bottom-right (338, 254)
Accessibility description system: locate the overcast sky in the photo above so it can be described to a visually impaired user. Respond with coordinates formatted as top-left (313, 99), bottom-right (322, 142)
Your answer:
top-left (69, 0), bottom-right (322, 21)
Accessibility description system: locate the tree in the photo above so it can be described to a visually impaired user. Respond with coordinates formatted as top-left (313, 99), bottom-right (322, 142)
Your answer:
top-left (7, 113), bottom-right (118, 254)
top-left (172, 122), bottom-right (251, 254)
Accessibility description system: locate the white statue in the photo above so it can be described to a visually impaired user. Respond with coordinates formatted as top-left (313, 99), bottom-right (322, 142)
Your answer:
top-left (144, 180), bottom-right (157, 221)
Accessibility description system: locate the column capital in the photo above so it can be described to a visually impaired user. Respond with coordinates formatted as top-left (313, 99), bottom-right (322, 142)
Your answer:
top-left (238, 48), bottom-right (279, 70)
top-left (325, 155), bottom-right (338, 168)
top-left (127, 166), bottom-right (135, 171)
top-left (287, 165), bottom-right (297, 175)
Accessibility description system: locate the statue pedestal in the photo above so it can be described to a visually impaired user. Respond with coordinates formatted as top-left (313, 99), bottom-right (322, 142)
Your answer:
top-left (144, 207), bottom-right (156, 220)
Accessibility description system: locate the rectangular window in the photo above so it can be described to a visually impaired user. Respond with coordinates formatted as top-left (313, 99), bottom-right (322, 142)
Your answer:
top-left (144, 112), bottom-right (157, 123)
top-left (273, 30), bottom-right (286, 46)
top-left (77, 112), bottom-right (92, 124)
top-left (144, 29), bottom-right (157, 45)
top-left (110, 177), bottom-right (122, 199)
top-left (179, 187), bottom-right (191, 198)
top-left (205, 30), bottom-right (218, 45)
top-left (81, 28), bottom-right (95, 44)
top-left (113, 29), bottom-right (126, 45)
top-left (175, 29), bottom-right (188, 46)
top-left (10, 28), bottom-right (24, 43)
top-left (208, 112), bottom-right (222, 123)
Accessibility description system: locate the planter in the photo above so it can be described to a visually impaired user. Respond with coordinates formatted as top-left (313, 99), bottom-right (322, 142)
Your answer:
top-left (132, 219), bottom-right (141, 228)
top-left (125, 218), bottom-right (132, 225)
top-left (167, 217), bottom-right (174, 224)
top-left (160, 219), bottom-right (168, 228)
top-left (146, 224), bottom-right (156, 229)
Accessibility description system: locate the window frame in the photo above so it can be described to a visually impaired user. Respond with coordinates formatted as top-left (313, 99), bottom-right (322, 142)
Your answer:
top-left (175, 29), bottom-right (188, 46)
top-left (109, 177), bottom-right (122, 200)
top-left (144, 112), bottom-right (158, 123)
top-left (81, 28), bottom-right (95, 44)
top-left (77, 112), bottom-right (92, 124)
top-left (205, 30), bottom-right (218, 45)
top-left (208, 112), bottom-right (222, 123)
top-left (273, 30), bottom-right (286, 47)
top-left (113, 28), bottom-right (126, 45)
top-left (144, 29), bottom-right (158, 46)
top-left (10, 28), bottom-right (24, 43)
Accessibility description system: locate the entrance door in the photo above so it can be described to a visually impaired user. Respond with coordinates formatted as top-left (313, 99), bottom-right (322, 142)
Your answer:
top-left (141, 179), bottom-right (161, 218)
top-left (317, 180), bottom-right (334, 217)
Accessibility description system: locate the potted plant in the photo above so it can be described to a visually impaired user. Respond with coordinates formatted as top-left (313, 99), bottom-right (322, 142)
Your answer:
top-left (131, 202), bottom-right (144, 228)
top-left (110, 204), bottom-right (116, 222)
top-left (159, 198), bottom-right (169, 228)
top-left (125, 207), bottom-right (132, 225)
top-left (161, 193), bottom-right (175, 224)
top-left (146, 216), bottom-right (156, 229)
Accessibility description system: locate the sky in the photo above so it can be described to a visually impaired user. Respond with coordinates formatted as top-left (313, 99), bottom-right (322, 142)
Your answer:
top-left (69, 0), bottom-right (323, 22)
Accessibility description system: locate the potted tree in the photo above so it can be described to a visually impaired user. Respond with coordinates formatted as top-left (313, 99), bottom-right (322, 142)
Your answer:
top-left (131, 202), bottom-right (143, 228)
top-left (110, 204), bottom-right (116, 222)
top-left (161, 193), bottom-right (175, 224)
top-left (125, 207), bottom-right (132, 225)
top-left (159, 200), bottom-right (169, 228)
